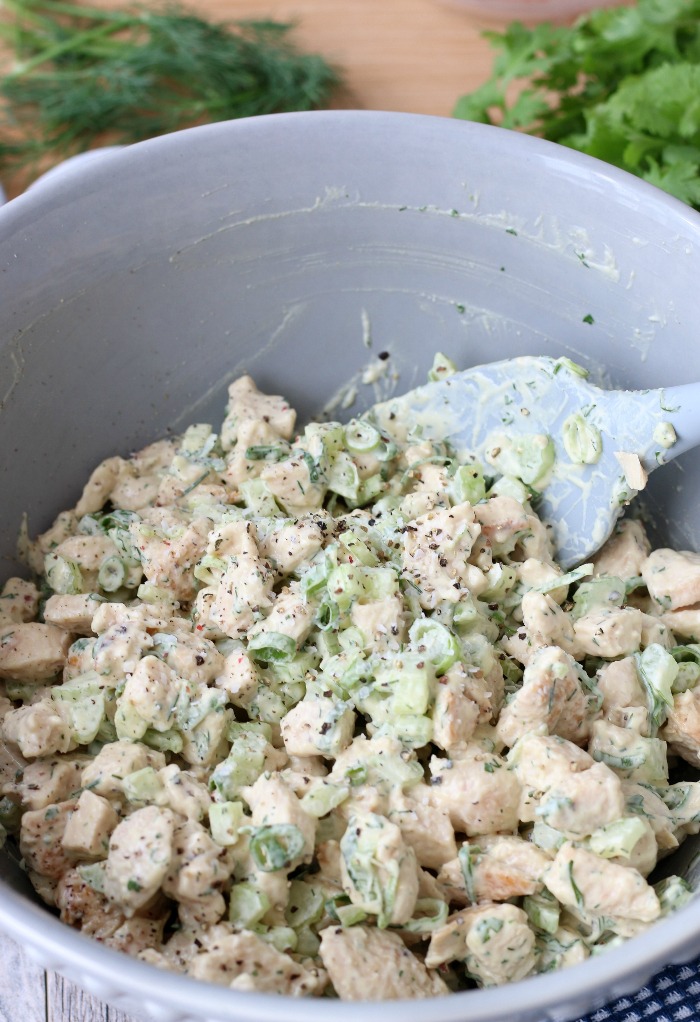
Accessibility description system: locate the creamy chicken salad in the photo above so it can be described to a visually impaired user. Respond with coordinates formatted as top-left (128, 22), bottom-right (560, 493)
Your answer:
top-left (1, 356), bottom-right (700, 1000)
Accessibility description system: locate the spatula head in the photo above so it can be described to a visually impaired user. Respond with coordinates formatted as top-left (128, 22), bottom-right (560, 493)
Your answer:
top-left (370, 356), bottom-right (670, 568)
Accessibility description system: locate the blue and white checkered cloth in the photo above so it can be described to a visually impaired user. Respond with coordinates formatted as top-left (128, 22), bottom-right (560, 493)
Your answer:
top-left (576, 961), bottom-right (700, 1022)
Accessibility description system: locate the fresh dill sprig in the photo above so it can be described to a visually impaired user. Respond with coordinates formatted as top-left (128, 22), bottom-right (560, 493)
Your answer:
top-left (0, 0), bottom-right (341, 178)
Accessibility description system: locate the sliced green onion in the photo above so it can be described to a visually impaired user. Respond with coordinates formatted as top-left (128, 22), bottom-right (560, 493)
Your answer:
top-left (245, 445), bottom-right (288, 462)
top-left (45, 554), bottom-right (83, 595)
top-left (97, 555), bottom-right (126, 592)
top-left (193, 554), bottom-right (227, 584)
top-left (458, 843), bottom-right (480, 904)
top-left (249, 824), bottom-right (305, 872)
top-left (247, 631), bottom-right (297, 664)
top-left (345, 420), bottom-right (381, 454)
top-left (403, 897), bottom-right (449, 933)
top-left (408, 618), bottom-right (461, 674)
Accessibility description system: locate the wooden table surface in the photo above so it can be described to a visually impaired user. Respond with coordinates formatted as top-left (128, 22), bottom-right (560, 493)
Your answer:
top-left (0, 1), bottom-right (500, 1018)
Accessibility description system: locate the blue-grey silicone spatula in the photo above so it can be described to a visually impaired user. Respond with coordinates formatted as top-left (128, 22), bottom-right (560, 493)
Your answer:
top-left (370, 355), bottom-right (700, 569)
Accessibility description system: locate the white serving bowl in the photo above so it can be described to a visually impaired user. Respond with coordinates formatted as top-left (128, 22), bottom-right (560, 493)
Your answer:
top-left (1, 111), bottom-right (700, 1022)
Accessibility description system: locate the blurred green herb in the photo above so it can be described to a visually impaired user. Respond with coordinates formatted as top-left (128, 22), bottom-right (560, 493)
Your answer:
top-left (0, 0), bottom-right (340, 178)
top-left (453, 0), bottom-right (700, 209)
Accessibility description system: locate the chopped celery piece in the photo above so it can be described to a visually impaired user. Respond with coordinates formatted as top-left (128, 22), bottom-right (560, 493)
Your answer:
top-left (523, 891), bottom-right (560, 934)
top-left (571, 575), bottom-right (624, 618)
top-left (531, 563), bottom-right (593, 596)
top-left (480, 563), bottom-right (518, 601)
top-left (239, 478), bottom-right (284, 517)
top-left (114, 700), bottom-right (148, 741)
top-left (335, 903), bottom-right (368, 926)
top-left (255, 925), bottom-right (297, 952)
top-left (300, 782), bottom-right (349, 818)
top-left (229, 883), bottom-right (270, 927)
top-left (449, 463), bottom-right (486, 505)
top-left (285, 879), bottom-right (325, 929)
top-left (209, 801), bottom-right (244, 846)
top-left (0, 797), bottom-right (22, 835)
top-left (338, 529), bottom-right (380, 567)
top-left (227, 720), bottom-right (273, 743)
top-left (77, 862), bottom-right (107, 893)
top-left (193, 554), bottom-right (227, 585)
top-left (326, 564), bottom-right (399, 612)
top-left (209, 733), bottom-right (267, 799)
top-left (52, 674), bottom-right (105, 745)
top-left (296, 927), bottom-right (321, 957)
top-left (588, 817), bottom-right (647, 859)
top-left (458, 843), bottom-right (480, 904)
top-left (379, 713), bottom-right (433, 749)
top-left (142, 728), bottom-right (183, 753)
top-left (122, 766), bottom-right (165, 805)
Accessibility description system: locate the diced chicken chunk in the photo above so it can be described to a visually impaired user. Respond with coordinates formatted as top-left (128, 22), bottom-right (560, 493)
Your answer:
top-left (543, 843), bottom-right (660, 923)
top-left (513, 734), bottom-right (624, 837)
top-left (0, 623), bottom-right (72, 681)
top-left (662, 688), bottom-right (700, 768)
top-left (20, 799), bottom-right (77, 879)
top-left (62, 789), bottom-right (119, 857)
top-left (320, 925), bottom-right (447, 1001)
top-left (2, 699), bottom-right (75, 758)
top-left (221, 375), bottom-right (296, 451)
top-left (642, 548), bottom-right (700, 611)
top-left (439, 835), bottom-right (551, 904)
top-left (387, 784), bottom-right (457, 870)
top-left (56, 868), bottom-right (124, 939)
top-left (208, 522), bottom-right (274, 636)
top-left (280, 697), bottom-right (355, 758)
top-left (104, 806), bottom-right (175, 914)
top-left (73, 456), bottom-right (122, 516)
top-left (43, 594), bottom-right (100, 634)
top-left (243, 773), bottom-right (316, 870)
top-left (593, 519), bottom-right (650, 579)
top-left (402, 503), bottom-right (484, 609)
top-left (81, 741), bottom-right (165, 799)
top-left (190, 927), bottom-right (325, 995)
top-left (428, 746), bottom-right (520, 836)
top-left (573, 606), bottom-right (644, 659)
top-left (258, 514), bottom-right (328, 576)
top-left (248, 582), bottom-right (315, 646)
top-left (497, 646), bottom-right (590, 747)
top-left (0, 577), bottom-right (40, 626)
top-left (16, 757), bottom-right (84, 810)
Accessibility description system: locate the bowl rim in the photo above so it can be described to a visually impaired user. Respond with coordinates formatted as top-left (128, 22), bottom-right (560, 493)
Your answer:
top-left (2, 108), bottom-right (700, 1020)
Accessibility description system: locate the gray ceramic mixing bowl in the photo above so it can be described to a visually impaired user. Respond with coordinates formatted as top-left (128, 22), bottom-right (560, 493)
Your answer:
top-left (1, 111), bottom-right (700, 1022)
